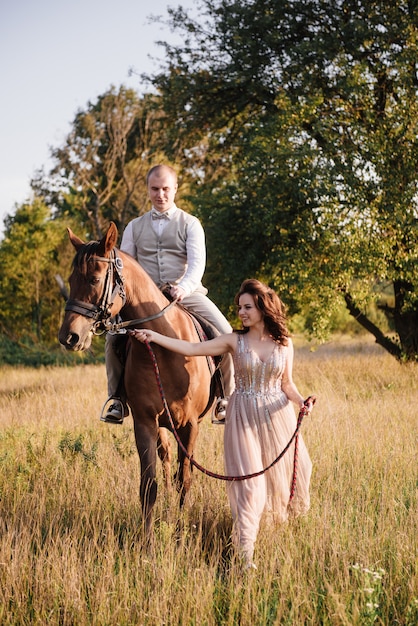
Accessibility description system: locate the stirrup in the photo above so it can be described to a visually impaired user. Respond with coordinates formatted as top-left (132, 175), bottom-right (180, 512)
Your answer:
top-left (212, 398), bottom-right (227, 425)
top-left (100, 397), bottom-right (128, 424)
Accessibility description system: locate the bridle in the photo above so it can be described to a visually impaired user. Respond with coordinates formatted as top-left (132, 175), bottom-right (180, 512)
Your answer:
top-left (64, 248), bottom-right (177, 334)
top-left (65, 250), bottom-right (127, 335)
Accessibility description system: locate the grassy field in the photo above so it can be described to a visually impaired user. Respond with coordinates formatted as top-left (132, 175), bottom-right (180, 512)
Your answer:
top-left (0, 336), bottom-right (417, 625)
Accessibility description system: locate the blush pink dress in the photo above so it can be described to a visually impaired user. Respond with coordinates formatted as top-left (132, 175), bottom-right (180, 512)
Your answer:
top-left (224, 334), bottom-right (312, 564)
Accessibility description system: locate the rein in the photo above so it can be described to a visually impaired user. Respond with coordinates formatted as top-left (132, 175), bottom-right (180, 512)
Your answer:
top-left (144, 339), bottom-right (315, 496)
top-left (105, 300), bottom-right (178, 334)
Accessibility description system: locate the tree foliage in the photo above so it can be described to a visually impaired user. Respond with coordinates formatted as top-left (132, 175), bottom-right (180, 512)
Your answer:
top-left (0, 200), bottom-right (69, 344)
top-left (0, 85), bottom-right (198, 358)
top-left (33, 86), bottom-right (173, 240)
top-left (2, 0), bottom-right (417, 362)
top-left (148, 0), bottom-right (418, 360)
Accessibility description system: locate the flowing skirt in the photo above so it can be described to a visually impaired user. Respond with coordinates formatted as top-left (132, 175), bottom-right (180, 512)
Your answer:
top-left (224, 391), bottom-right (312, 562)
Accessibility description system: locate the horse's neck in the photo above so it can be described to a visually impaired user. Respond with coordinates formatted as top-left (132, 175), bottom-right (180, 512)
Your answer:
top-left (120, 251), bottom-right (168, 315)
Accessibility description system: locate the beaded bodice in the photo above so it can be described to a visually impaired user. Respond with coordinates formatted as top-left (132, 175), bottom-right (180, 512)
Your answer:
top-left (233, 334), bottom-right (287, 398)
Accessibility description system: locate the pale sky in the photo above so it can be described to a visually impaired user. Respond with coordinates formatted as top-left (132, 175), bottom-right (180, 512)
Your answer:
top-left (0, 0), bottom-right (196, 237)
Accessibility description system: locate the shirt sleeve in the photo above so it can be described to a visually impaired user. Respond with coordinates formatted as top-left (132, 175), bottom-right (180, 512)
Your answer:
top-left (120, 220), bottom-right (136, 257)
top-left (177, 217), bottom-right (206, 296)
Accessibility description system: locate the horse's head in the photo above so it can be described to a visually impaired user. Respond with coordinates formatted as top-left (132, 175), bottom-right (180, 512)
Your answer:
top-left (58, 222), bottom-right (125, 351)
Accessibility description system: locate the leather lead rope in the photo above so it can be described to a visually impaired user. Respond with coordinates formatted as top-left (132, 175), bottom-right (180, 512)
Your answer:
top-left (144, 340), bottom-right (315, 498)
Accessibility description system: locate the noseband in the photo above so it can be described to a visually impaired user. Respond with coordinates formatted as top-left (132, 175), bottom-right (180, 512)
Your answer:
top-left (65, 250), bottom-right (126, 335)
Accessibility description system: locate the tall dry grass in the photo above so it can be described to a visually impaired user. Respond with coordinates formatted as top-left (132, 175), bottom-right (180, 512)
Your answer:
top-left (0, 336), bottom-right (417, 625)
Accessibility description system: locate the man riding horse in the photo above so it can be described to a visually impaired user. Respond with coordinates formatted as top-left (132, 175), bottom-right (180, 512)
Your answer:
top-left (103, 164), bottom-right (234, 424)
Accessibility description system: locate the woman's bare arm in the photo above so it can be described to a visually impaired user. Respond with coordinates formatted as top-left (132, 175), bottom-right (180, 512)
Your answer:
top-left (281, 338), bottom-right (307, 409)
top-left (130, 328), bottom-right (236, 357)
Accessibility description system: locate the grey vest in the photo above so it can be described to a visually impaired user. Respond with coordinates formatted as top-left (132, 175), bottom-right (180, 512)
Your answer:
top-left (131, 210), bottom-right (206, 292)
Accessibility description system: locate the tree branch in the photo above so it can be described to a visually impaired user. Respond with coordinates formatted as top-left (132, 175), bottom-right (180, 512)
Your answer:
top-left (343, 291), bottom-right (402, 360)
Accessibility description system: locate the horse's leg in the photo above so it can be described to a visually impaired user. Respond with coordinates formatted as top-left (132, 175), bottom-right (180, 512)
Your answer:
top-left (133, 419), bottom-right (158, 538)
top-left (157, 427), bottom-right (172, 491)
top-left (175, 420), bottom-right (199, 507)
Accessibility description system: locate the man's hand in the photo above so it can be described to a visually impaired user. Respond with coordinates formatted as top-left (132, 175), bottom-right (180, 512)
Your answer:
top-left (170, 285), bottom-right (186, 302)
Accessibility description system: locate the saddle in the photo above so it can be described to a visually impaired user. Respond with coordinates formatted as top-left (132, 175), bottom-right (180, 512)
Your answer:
top-left (180, 305), bottom-right (225, 419)
top-left (161, 285), bottom-right (225, 415)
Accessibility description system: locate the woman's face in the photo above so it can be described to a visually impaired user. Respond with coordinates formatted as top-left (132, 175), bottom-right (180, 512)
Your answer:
top-left (237, 293), bottom-right (263, 328)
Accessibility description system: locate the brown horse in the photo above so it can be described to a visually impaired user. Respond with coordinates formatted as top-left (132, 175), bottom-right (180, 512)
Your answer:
top-left (58, 222), bottom-right (215, 535)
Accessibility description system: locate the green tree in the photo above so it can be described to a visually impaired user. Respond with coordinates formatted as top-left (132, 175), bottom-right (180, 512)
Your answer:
top-left (0, 200), bottom-right (68, 344)
top-left (148, 0), bottom-right (418, 360)
top-left (33, 87), bottom-right (172, 240)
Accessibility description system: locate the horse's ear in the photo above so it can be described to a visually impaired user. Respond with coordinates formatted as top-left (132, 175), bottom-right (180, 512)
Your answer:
top-left (106, 222), bottom-right (119, 251)
top-left (67, 227), bottom-right (85, 251)
top-left (97, 222), bottom-right (119, 256)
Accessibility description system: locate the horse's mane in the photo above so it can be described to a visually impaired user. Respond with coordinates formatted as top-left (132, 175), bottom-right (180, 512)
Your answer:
top-left (72, 241), bottom-right (102, 274)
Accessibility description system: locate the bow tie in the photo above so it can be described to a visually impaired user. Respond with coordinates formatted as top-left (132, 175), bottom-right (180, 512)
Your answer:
top-left (151, 211), bottom-right (170, 220)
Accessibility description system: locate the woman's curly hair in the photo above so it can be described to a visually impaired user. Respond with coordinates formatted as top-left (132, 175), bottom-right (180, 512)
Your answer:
top-left (234, 279), bottom-right (290, 345)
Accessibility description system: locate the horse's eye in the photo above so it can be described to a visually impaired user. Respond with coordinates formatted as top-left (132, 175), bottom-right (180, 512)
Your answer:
top-left (89, 277), bottom-right (101, 286)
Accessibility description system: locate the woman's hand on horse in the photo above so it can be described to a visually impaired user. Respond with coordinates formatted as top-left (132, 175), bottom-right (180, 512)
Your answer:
top-left (130, 329), bottom-right (154, 343)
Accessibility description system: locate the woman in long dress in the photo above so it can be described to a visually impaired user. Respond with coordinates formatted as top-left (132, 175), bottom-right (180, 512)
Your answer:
top-left (131, 279), bottom-right (314, 569)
